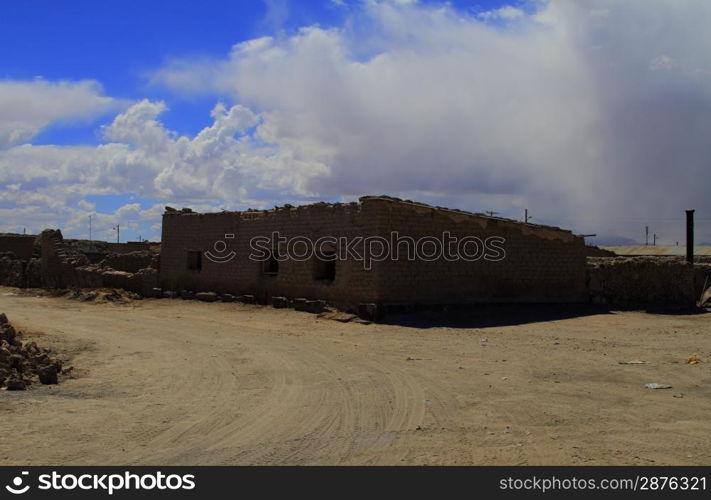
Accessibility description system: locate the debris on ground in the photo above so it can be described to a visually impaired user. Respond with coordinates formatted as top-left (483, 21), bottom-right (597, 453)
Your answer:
top-left (619, 360), bottom-right (647, 365)
top-left (645, 383), bottom-right (672, 390)
top-left (0, 313), bottom-right (72, 391)
top-left (63, 288), bottom-right (138, 303)
top-left (195, 292), bottom-right (219, 302)
top-left (686, 355), bottom-right (702, 365)
top-left (318, 310), bottom-right (357, 323)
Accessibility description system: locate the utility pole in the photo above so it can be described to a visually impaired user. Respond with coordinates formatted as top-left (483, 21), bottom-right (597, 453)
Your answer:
top-left (89, 215), bottom-right (92, 242)
top-left (485, 211), bottom-right (499, 217)
top-left (653, 233), bottom-right (657, 246)
top-left (524, 209), bottom-right (531, 224)
top-left (645, 225), bottom-right (649, 246)
top-left (114, 224), bottom-right (120, 243)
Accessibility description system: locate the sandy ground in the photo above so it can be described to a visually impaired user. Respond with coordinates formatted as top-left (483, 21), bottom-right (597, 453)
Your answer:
top-left (1, 286), bottom-right (710, 466)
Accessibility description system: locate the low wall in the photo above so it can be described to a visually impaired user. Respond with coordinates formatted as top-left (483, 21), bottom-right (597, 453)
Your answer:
top-left (588, 257), bottom-right (697, 307)
top-left (34, 229), bottom-right (159, 295)
top-left (0, 254), bottom-right (42, 288)
top-left (0, 235), bottom-right (36, 261)
top-left (105, 242), bottom-right (151, 254)
top-left (100, 251), bottom-right (155, 274)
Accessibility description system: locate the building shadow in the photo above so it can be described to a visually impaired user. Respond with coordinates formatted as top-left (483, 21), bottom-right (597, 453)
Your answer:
top-left (382, 303), bottom-right (614, 329)
top-left (641, 305), bottom-right (710, 316)
top-left (381, 302), bottom-right (709, 329)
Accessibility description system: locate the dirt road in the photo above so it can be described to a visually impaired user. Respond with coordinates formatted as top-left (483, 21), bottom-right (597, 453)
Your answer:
top-left (1, 287), bottom-right (710, 465)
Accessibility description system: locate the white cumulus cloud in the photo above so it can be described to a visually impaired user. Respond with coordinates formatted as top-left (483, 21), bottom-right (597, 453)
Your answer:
top-left (3, 0), bottom-right (711, 244)
top-left (0, 79), bottom-right (121, 149)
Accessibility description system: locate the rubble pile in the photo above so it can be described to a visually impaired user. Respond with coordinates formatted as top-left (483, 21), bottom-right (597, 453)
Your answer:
top-left (63, 288), bottom-right (140, 303)
top-left (0, 313), bottom-right (72, 391)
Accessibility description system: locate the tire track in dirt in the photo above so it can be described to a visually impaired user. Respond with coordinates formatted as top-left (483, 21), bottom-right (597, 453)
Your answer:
top-left (98, 306), bottom-right (434, 465)
top-left (4, 290), bottom-right (708, 465)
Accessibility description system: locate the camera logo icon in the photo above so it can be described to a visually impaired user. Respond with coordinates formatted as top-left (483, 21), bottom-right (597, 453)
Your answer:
top-left (204, 233), bottom-right (237, 264)
top-left (5, 471), bottom-right (30, 494)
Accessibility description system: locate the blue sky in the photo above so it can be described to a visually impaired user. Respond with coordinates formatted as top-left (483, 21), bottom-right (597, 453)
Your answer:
top-left (2, 0), bottom-right (507, 137)
top-left (1, 0), bottom-right (512, 242)
top-left (1, 0), bottom-right (710, 244)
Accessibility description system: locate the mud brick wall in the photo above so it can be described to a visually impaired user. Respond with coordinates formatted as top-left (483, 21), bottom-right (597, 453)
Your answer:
top-left (373, 199), bottom-right (588, 304)
top-left (105, 242), bottom-right (151, 254)
top-left (101, 251), bottom-right (155, 273)
top-left (588, 257), bottom-right (697, 307)
top-left (585, 245), bottom-right (616, 257)
top-left (0, 255), bottom-right (42, 287)
top-left (160, 202), bottom-right (384, 308)
top-left (0, 235), bottom-right (36, 261)
top-left (694, 264), bottom-right (711, 300)
top-left (160, 197), bottom-right (588, 308)
top-left (39, 229), bottom-right (91, 288)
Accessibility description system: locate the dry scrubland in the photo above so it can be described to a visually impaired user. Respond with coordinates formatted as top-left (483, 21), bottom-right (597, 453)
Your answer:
top-left (0, 286), bottom-right (710, 465)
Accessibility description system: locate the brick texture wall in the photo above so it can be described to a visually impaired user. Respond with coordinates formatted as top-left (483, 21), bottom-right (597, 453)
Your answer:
top-left (160, 202), bottom-right (382, 307)
top-left (588, 256), bottom-right (697, 307)
top-left (105, 242), bottom-right (151, 254)
top-left (160, 197), bottom-right (588, 309)
top-left (0, 235), bottom-right (36, 261)
top-left (372, 199), bottom-right (588, 304)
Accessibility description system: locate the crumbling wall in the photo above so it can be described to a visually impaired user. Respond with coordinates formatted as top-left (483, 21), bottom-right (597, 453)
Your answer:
top-left (0, 235), bottom-right (36, 261)
top-left (587, 257), bottom-right (697, 307)
top-left (100, 251), bottom-right (155, 274)
top-left (585, 245), bottom-right (616, 257)
top-left (694, 263), bottom-right (711, 305)
top-left (0, 254), bottom-right (42, 288)
top-left (0, 229), bottom-right (158, 296)
top-left (105, 241), bottom-right (151, 254)
top-left (62, 239), bottom-right (111, 263)
top-left (39, 229), bottom-right (90, 288)
top-left (37, 230), bottom-right (159, 294)
top-left (57, 240), bottom-right (154, 263)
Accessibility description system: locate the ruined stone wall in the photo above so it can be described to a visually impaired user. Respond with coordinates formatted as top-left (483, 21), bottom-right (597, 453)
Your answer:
top-left (160, 198), bottom-right (588, 308)
top-left (587, 257), bottom-right (697, 307)
top-left (585, 245), bottom-right (616, 257)
top-left (37, 230), bottom-right (158, 294)
top-left (372, 199), bottom-right (588, 304)
top-left (105, 242), bottom-right (151, 254)
top-left (0, 255), bottom-right (42, 288)
top-left (101, 251), bottom-right (155, 274)
top-left (40, 230), bottom-right (90, 288)
top-left (160, 202), bottom-right (383, 308)
top-left (0, 235), bottom-right (36, 261)
top-left (694, 264), bottom-right (711, 302)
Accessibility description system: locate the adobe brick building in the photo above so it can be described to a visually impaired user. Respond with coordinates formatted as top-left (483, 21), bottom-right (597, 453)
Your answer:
top-left (160, 196), bottom-right (588, 309)
top-left (160, 196), bottom-right (588, 310)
